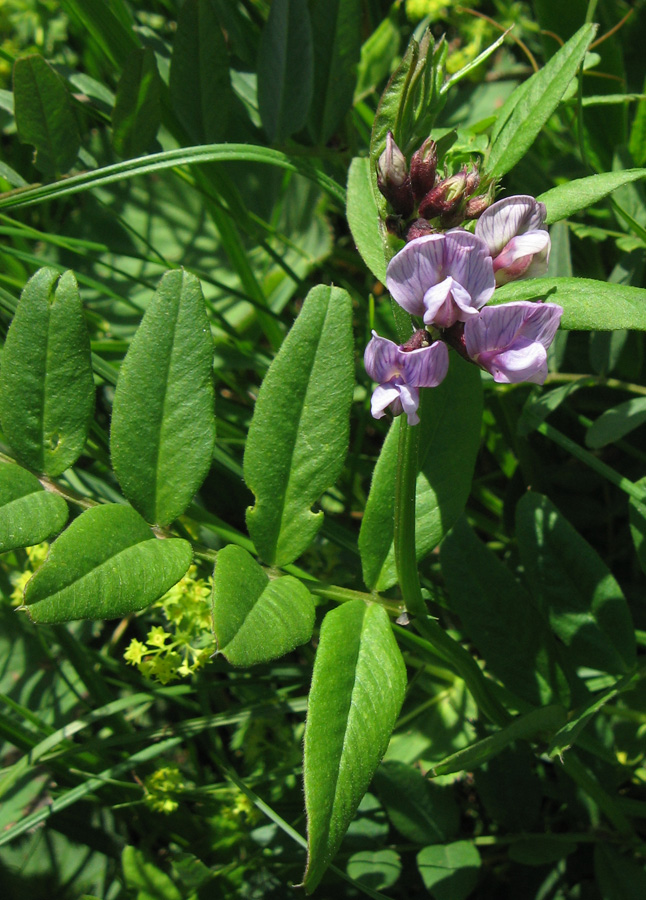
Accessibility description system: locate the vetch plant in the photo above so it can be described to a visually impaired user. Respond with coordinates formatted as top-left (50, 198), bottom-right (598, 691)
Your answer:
top-left (2, 5), bottom-right (646, 899)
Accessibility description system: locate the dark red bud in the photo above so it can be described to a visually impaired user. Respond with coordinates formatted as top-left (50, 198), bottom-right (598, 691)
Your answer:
top-left (410, 138), bottom-right (438, 201)
top-left (401, 329), bottom-right (432, 352)
top-left (377, 132), bottom-right (414, 218)
top-left (405, 217), bottom-right (437, 241)
top-left (464, 165), bottom-right (480, 196)
top-left (418, 170), bottom-right (468, 220)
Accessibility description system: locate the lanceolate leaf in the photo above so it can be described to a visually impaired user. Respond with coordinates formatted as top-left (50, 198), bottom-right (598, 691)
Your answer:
top-left (346, 156), bottom-right (387, 283)
top-left (112, 46), bottom-right (161, 158)
top-left (110, 269), bottom-right (216, 527)
top-left (244, 285), bottom-right (354, 567)
top-left (359, 355), bottom-right (482, 592)
top-left (307, 0), bottom-right (361, 144)
top-left (212, 544), bottom-right (315, 666)
top-left (169, 0), bottom-right (232, 144)
top-left (0, 268), bottom-right (95, 477)
top-left (13, 54), bottom-right (80, 176)
top-left (302, 601), bottom-right (406, 892)
top-left (257, 0), bottom-right (313, 143)
top-left (0, 463), bottom-right (68, 553)
top-left (516, 492), bottom-right (636, 674)
top-left (492, 277), bottom-right (646, 331)
top-left (539, 169), bottom-right (646, 225)
top-left (487, 24), bottom-right (597, 177)
top-left (22, 504), bottom-right (192, 624)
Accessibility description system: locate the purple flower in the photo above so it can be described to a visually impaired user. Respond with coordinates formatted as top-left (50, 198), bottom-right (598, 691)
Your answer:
top-left (364, 330), bottom-right (449, 425)
top-left (386, 230), bottom-right (495, 329)
top-left (464, 301), bottom-right (563, 384)
top-left (475, 195), bottom-right (550, 286)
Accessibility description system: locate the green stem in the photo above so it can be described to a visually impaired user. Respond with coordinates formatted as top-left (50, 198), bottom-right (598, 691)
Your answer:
top-left (392, 415), bottom-right (510, 727)
top-left (393, 416), bottom-right (426, 619)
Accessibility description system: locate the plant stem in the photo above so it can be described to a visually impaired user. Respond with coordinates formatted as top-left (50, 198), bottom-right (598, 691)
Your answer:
top-left (392, 414), bottom-right (510, 726)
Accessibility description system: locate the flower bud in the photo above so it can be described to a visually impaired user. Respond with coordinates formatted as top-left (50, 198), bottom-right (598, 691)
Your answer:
top-left (405, 217), bottom-right (437, 242)
top-left (401, 329), bottom-right (432, 352)
top-left (464, 164), bottom-right (480, 197)
top-left (410, 138), bottom-right (438, 201)
top-left (418, 169), bottom-right (468, 220)
top-left (377, 132), bottom-right (414, 218)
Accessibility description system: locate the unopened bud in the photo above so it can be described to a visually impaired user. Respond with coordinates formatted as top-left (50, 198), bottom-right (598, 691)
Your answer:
top-left (464, 182), bottom-right (497, 220)
top-left (405, 217), bottom-right (437, 241)
top-left (401, 329), bottom-right (432, 352)
top-left (410, 138), bottom-right (437, 201)
top-left (439, 200), bottom-right (468, 229)
top-left (377, 132), bottom-right (414, 218)
top-left (464, 164), bottom-right (480, 197)
top-left (418, 170), bottom-right (468, 220)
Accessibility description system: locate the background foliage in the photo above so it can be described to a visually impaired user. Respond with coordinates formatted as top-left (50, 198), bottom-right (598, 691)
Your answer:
top-left (1, 1), bottom-right (646, 898)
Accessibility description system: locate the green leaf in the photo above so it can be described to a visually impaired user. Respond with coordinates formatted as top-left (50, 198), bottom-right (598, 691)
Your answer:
top-left (508, 838), bottom-right (577, 866)
top-left (307, 0), bottom-right (361, 144)
top-left (302, 601), bottom-right (406, 892)
top-left (0, 463), bottom-right (68, 553)
top-left (539, 169), bottom-right (646, 224)
top-left (441, 516), bottom-right (568, 706)
top-left (548, 678), bottom-right (630, 759)
top-left (487, 24), bottom-right (597, 177)
top-left (354, 11), bottom-right (400, 100)
top-left (372, 761), bottom-right (459, 846)
top-left (13, 54), bottom-right (80, 176)
top-left (492, 277), bottom-right (646, 331)
top-left (122, 846), bottom-right (182, 900)
top-left (112, 47), bottom-right (161, 158)
top-left (416, 842), bottom-right (481, 900)
top-left (0, 268), bottom-right (94, 477)
top-left (0, 144), bottom-right (347, 212)
top-left (212, 544), bottom-right (315, 666)
top-left (257, 0), bottom-right (313, 143)
top-left (431, 705), bottom-right (567, 777)
top-left (585, 397), bottom-right (646, 449)
top-left (346, 156), bottom-right (387, 283)
top-left (59, 0), bottom-right (138, 69)
top-left (22, 504), bottom-right (192, 624)
top-left (169, 0), bottom-right (232, 143)
top-left (629, 479), bottom-right (646, 576)
top-left (359, 355), bottom-right (482, 592)
top-left (594, 844), bottom-right (646, 900)
top-left (244, 285), bottom-right (354, 567)
top-left (346, 849), bottom-right (401, 892)
top-left (110, 269), bottom-right (216, 527)
top-left (515, 492), bottom-right (636, 674)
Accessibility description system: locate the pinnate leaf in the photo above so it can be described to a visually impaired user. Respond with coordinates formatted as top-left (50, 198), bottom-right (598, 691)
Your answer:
top-left (244, 285), bottom-right (354, 567)
top-left (0, 268), bottom-right (94, 477)
top-left (303, 600), bottom-right (406, 892)
top-left (110, 269), bottom-right (216, 527)
top-left (23, 504), bottom-right (192, 624)
top-left (212, 544), bottom-right (315, 666)
top-left (0, 463), bottom-right (68, 553)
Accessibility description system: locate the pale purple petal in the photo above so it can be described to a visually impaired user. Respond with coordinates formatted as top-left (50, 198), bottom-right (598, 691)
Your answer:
top-left (464, 301), bottom-right (563, 384)
top-left (400, 339), bottom-right (449, 387)
top-left (364, 330), bottom-right (402, 382)
top-left (444, 230), bottom-right (496, 306)
top-left (386, 230), bottom-right (495, 326)
top-left (478, 340), bottom-right (548, 384)
top-left (494, 231), bottom-right (551, 285)
top-left (386, 234), bottom-right (446, 317)
top-left (476, 195), bottom-right (547, 257)
top-left (371, 382), bottom-right (402, 419)
top-left (397, 384), bottom-right (421, 425)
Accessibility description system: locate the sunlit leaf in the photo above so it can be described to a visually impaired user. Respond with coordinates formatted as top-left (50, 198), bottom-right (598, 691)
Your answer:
top-left (23, 504), bottom-right (192, 624)
top-left (0, 463), bottom-right (68, 553)
top-left (303, 601), bottom-right (406, 892)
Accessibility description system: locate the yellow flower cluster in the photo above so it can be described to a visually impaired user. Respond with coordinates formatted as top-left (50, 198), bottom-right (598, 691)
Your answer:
top-left (8, 542), bottom-right (49, 605)
top-left (123, 566), bottom-right (216, 684)
top-left (143, 764), bottom-right (186, 814)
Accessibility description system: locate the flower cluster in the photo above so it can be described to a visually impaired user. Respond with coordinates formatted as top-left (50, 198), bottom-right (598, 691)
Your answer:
top-left (366, 186), bottom-right (562, 425)
top-left (124, 565), bottom-right (215, 683)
